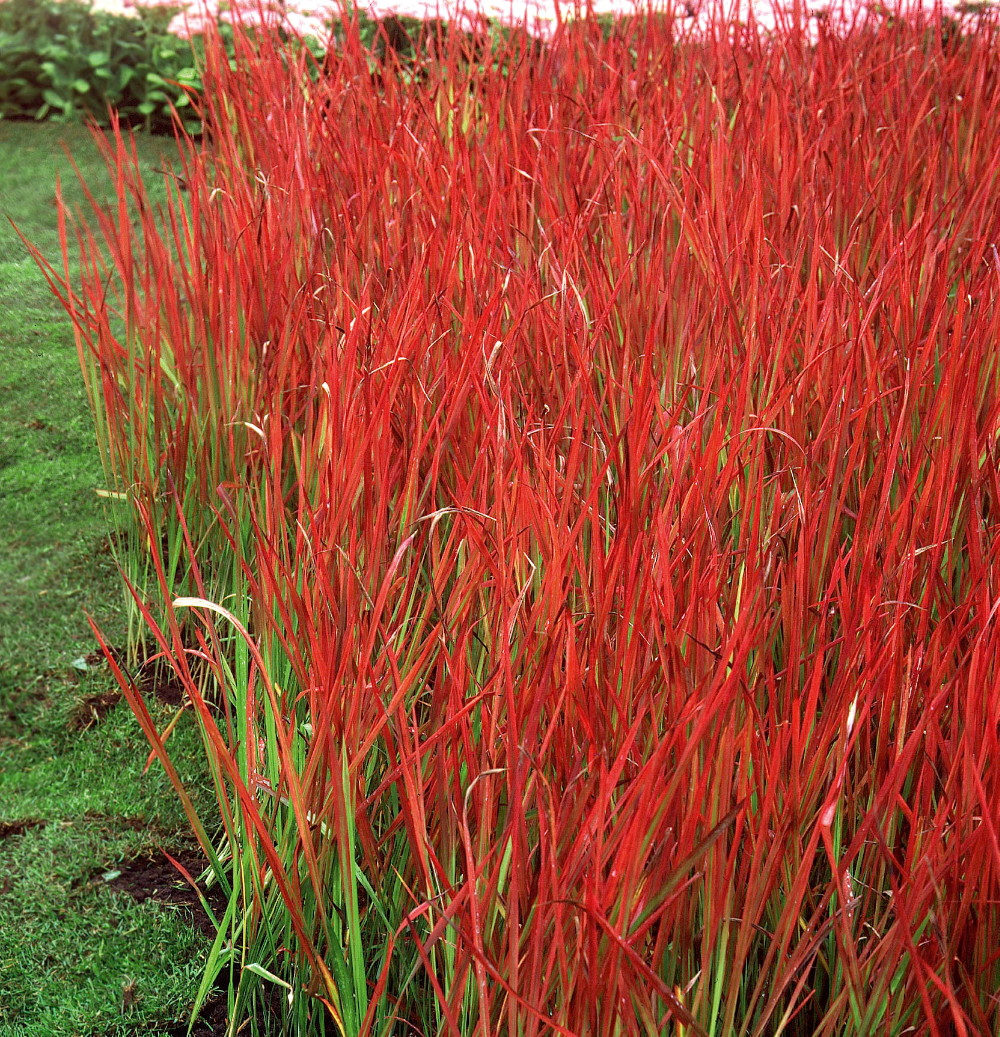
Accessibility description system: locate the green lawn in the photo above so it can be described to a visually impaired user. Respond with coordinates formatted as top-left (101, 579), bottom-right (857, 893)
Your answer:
top-left (0, 120), bottom-right (219, 1037)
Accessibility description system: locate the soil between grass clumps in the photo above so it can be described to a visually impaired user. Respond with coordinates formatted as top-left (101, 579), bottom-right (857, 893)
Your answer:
top-left (69, 647), bottom-right (193, 730)
top-left (100, 845), bottom-right (227, 939)
top-left (0, 818), bottom-right (46, 840)
top-left (97, 846), bottom-right (294, 1035)
top-left (71, 685), bottom-right (123, 731)
top-left (81, 992), bottom-right (231, 1037)
top-left (137, 653), bottom-right (189, 709)
top-left (159, 995), bottom-right (230, 1037)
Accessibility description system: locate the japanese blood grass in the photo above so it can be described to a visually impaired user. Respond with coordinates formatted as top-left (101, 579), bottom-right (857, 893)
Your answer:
top-left (38, 3), bottom-right (1000, 1034)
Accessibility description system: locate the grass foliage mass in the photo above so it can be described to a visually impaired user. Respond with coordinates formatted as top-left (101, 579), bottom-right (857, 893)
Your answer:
top-left (21, 2), bottom-right (1000, 1035)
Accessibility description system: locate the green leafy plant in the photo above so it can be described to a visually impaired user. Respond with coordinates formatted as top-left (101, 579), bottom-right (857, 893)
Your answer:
top-left (0, 0), bottom-right (208, 131)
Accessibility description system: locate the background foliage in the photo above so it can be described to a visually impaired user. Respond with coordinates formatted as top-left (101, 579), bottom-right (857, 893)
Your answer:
top-left (0, 0), bottom-right (210, 130)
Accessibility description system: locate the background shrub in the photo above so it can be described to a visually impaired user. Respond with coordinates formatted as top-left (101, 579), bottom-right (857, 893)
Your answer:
top-left (0, 0), bottom-right (215, 132)
top-left (0, 0), bottom-right (492, 133)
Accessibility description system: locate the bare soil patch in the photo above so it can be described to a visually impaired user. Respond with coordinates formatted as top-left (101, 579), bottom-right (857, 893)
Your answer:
top-left (102, 845), bottom-right (227, 938)
top-left (0, 818), bottom-right (46, 840)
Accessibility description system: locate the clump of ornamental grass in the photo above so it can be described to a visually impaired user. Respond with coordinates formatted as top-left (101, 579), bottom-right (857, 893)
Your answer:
top-left (32, 1), bottom-right (1000, 1034)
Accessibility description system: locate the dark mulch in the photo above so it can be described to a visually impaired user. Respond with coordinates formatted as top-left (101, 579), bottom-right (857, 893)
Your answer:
top-left (101, 845), bottom-right (228, 939)
top-left (160, 994), bottom-right (230, 1036)
top-left (0, 818), bottom-right (47, 891)
top-left (94, 847), bottom-right (292, 1036)
top-left (0, 818), bottom-right (45, 840)
top-left (69, 645), bottom-right (195, 729)
top-left (156, 986), bottom-right (284, 1037)
top-left (87, 992), bottom-right (230, 1037)
top-left (136, 652), bottom-right (188, 708)
top-left (81, 847), bottom-right (239, 1036)
top-left (71, 686), bottom-right (123, 730)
